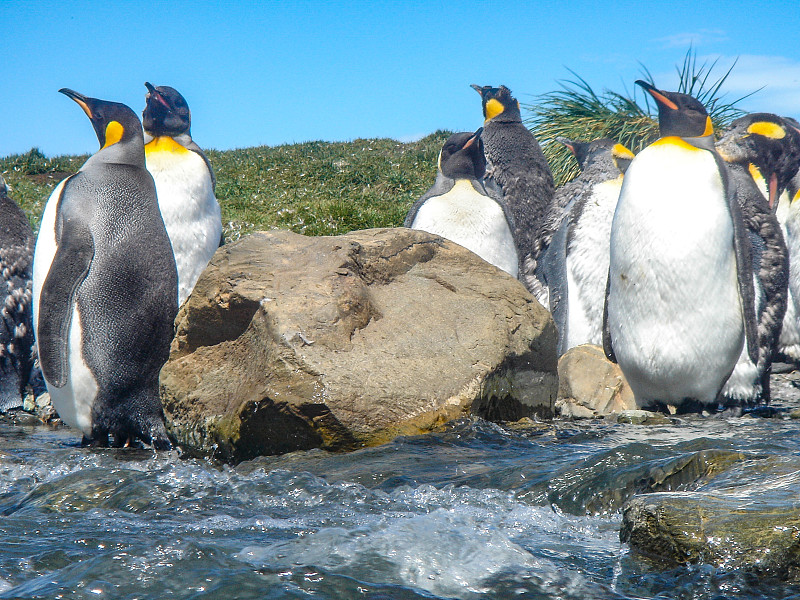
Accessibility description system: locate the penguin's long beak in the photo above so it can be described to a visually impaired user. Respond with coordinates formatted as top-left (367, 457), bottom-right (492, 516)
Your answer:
top-left (463, 127), bottom-right (483, 149)
top-left (470, 84), bottom-right (485, 96)
top-left (59, 88), bottom-right (94, 119)
top-left (145, 82), bottom-right (171, 111)
top-left (635, 80), bottom-right (678, 111)
top-left (556, 136), bottom-right (576, 156)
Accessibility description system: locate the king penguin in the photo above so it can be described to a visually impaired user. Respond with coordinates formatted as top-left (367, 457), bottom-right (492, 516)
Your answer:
top-left (0, 175), bottom-right (35, 410)
top-left (142, 82), bottom-right (222, 306)
top-left (715, 114), bottom-right (796, 401)
top-left (405, 129), bottom-right (519, 276)
top-left (470, 85), bottom-right (554, 282)
top-left (604, 81), bottom-right (757, 410)
top-left (32, 89), bottom-right (178, 448)
top-left (533, 138), bottom-right (634, 355)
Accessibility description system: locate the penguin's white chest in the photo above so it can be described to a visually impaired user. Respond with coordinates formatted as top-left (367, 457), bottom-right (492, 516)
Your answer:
top-left (411, 180), bottom-right (518, 277)
top-left (32, 180), bottom-right (98, 436)
top-left (608, 140), bottom-right (744, 404)
top-left (145, 139), bottom-right (221, 305)
top-left (565, 176), bottom-right (623, 348)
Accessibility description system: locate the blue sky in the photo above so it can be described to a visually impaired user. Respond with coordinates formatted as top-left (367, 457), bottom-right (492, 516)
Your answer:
top-left (3, 1), bottom-right (799, 157)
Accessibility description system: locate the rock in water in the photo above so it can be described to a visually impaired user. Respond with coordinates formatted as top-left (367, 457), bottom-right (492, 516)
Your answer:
top-left (160, 228), bottom-right (558, 461)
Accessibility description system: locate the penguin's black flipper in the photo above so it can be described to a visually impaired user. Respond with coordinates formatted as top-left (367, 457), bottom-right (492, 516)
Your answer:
top-left (602, 269), bottom-right (616, 363)
top-left (37, 183), bottom-right (95, 388)
top-left (537, 212), bottom-right (570, 355)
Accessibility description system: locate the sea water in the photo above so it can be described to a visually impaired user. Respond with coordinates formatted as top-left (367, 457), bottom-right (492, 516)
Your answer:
top-left (1, 392), bottom-right (800, 599)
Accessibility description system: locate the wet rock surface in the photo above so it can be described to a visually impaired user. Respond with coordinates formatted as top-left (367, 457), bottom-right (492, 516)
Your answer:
top-left (160, 228), bottom-right (557, 462)
top-left (556, 344), bottom-right (636, 417)
top-left (619, 372), bottom-right (800, 580)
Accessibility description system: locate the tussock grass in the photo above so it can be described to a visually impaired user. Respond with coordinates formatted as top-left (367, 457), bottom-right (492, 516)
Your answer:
top-left (1, 132), bottom-right (450, 239)
top-left (525, 50), bottom-right (753, 187)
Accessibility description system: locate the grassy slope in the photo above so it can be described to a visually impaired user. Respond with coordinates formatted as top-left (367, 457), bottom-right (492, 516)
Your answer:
top-left (0, 132), bottom-right (451, 241)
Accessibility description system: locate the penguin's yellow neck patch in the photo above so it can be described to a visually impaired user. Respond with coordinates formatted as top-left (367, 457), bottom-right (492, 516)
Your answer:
top-left (102, 121), bottom-right (124, 149)
top-left (144, 136), bottom-right (189, 155)
top-left (651, 136), bottom-right (702, 151)
top-left (747, 121), bottom-right (786, 139)
top-left (484, 98), bottom-right (505, 122)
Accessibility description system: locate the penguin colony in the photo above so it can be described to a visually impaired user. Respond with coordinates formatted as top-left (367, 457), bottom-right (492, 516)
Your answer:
top-left (3, 76), bottom-right (800, 448)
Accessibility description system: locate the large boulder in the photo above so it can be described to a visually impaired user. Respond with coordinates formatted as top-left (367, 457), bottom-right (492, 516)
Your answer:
top-left (160, 228), bottom-right (557, 462)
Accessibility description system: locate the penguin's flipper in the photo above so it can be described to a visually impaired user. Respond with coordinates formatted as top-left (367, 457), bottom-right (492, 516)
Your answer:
top-left (719, 156), bottom-right (759, 365)
top-left (539, 213), bottom-right (570, 355)
top-left (186, 141), bottom-right (217, 191)
top-left (602, 269), bottom-right (617, 363)
top-left (37, 209), bottom-right (94, 388)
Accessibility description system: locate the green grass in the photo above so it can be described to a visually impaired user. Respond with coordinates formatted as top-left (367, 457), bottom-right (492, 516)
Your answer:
top-left (1, 132), bottom-right (450, 240)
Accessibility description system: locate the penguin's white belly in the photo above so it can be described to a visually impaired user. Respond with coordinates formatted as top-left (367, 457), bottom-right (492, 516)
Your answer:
top-left (565, 177), bottom-right (622, 349)
top-left (608, 141), bottom-right (744, 405)
top-left (778, 206), bottom-right (800, 360)
top-left (411, 180), bottom-right (518, 277)
top-left (47, 306), bottom-right (98, 436)
top-left (32, 178), bottom-right (98, 436)
top-left (146, 147), bottom-right (221, 305)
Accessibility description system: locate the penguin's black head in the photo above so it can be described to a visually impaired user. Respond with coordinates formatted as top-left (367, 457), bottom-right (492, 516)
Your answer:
top-left (636, 80), bottom-right (713, 139)
top-left (470, 84), bottom-right (521, 123)
top-left (557, 137), bottom-right (635, 174)
top-left (59, 88), bottom-right (144, 151)
top-left (716, 113), bottom-right (800, 210)
top-left (438, 128), bottom-right (486, 180)
top-left (142, 82), bottom-right (191, 137)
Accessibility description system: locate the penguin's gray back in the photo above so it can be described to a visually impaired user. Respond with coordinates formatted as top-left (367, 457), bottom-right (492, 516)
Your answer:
top-left (481, 121), bottom-right (554, 260)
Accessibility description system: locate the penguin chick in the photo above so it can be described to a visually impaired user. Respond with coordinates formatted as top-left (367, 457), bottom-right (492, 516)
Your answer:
top-left (32, 89), bottom-right (178, 449)
top-left (143, 82), bottom-right (222, 306)
top-left (471, 84), bottom-right (554, 282)
top-left (0, 175), bottom-right (35, 410)
top-left (717, 114), bottom-right (799, 384)
top-left (405, 129), bottom-right (519, 276)
top-left (533, 139), bottom-right (634, 355)
top-left (714, 114), bottom-right (797, 402)
top-left (604, 81), bottom-right (757, 410)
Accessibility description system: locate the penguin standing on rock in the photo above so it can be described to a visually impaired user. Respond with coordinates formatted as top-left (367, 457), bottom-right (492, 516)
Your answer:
top-left (534, 138), bottom-right (634, 355)
top-left (142, 82), bottom-right (222, 306)
top-left (0, 175), bottom-right (35, 410)
top-left (604, 81), bottom-right (758, 410)
top-left (32, 89), bottom-right (178, 448)
top-left (470, 84), bottom-right (554, 280)
top-left (405, 129), bottom-right (519, 276)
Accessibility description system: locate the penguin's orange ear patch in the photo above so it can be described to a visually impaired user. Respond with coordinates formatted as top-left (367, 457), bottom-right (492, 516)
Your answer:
top-left (703, 116), bottom-right (714, 137)
top-left (747, 121), bottom-right (786, 139)
top-left (102, 121), bottom-right (124, 149)
top-left (612, 144), bottom-right (635, 160)
top-left (484, 98), bottom-right (505, 121)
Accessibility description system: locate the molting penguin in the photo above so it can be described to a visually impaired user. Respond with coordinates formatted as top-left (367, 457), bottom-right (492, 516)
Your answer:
top-left (604, 81), bottom-right (757, 410)
top-left (533, 138), bottom-right (634, 355)
top-left (470, 84), bottom-right (554, 280)
top-left (405, 129), bottom-right (519, 276)
top-left (0, 175), bottom-right (35, 409)
top-left (716, 114), bottom-right (796, 401)
top-left (32, 89), bottom-right (178, 448)
top-left (143, 82), bottom-right (222, 306)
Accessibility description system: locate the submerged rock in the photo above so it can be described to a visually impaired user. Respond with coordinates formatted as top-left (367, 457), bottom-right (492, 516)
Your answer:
top-left (556, 344), bottom-right (636, 418)
top-left (160, 228), bottom-right (557, 461)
